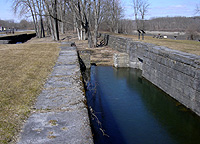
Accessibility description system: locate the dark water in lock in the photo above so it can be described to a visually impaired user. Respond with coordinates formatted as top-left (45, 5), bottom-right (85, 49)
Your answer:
top-left (85, 66), bottom-right (200, 144)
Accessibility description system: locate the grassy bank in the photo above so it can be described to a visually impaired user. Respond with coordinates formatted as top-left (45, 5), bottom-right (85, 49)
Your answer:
top-left (141, 36), bottom-right (200, 56)
top-left (0, 31), bottom-right (35, 37)
top-left (0, 43), bottom-right (60, 143)
top-left (102, 32), bottom-right (200, 56)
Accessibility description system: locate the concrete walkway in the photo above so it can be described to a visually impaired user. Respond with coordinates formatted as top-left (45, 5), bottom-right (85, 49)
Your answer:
top-left (17, 42), bottom-right (93, 144)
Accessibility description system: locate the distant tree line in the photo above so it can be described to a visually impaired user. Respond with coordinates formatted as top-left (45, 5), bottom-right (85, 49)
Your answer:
top-left (118, 16), bottom-right (200, 40)
top-left (0, 19), bottom-right (34, 30)
top-left (119, 16), bottom-right (200, 32)
top-left (146, 16), bottom-right (200, 32)
top-left (11, 0), bottom-right (200, 43)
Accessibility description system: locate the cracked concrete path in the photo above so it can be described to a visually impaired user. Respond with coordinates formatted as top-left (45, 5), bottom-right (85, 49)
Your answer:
top-left (17, 42), bottom-right (93, 144)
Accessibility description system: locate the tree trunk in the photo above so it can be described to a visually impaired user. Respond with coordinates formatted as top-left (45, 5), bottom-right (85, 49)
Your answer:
top-left (77, 28), bottom-right (81, 40)
top-left (31, 0), bottom-right (39, 37)
top-left (93, 0), bottom-right (100, 47)
top-left (115, 22), bottom-right (118, 33)
top-left (133, 0), bottom-right (139, 30)
top-left (60, 0), bottom-right (66, 34)
top-left (94, 24), bottom-right (98, 47)
top-left (36, 0), bottom-right (45, 38)
top-left (73, 11), bottom-right (76, 33)
top-left (40, 17), bottom-right (45, 37)
top-left (43, 0), bottom-right (55, 40)
top-left (80, 25), bottom-right (83, 40)
top-left (29, 5), bottom-right (38, 35)
top-left (53, 0), bottom-right (59, 41)
top-left (43, 0), bottom-right (50, 35)
top-left (87, 27), bottom-right (93, 48)
top-left (49, 16), bottom-right (55, 40)
top-left (87, 0), bottom-right (93, 48)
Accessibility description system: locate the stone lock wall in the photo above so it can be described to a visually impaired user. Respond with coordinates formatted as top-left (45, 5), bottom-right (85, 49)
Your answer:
top-left (17, 42), bottom-right (94, 144)
top-left (103, 33), bottom-right (200, 116)
top-left (0, 33), bottom-right (36, 44)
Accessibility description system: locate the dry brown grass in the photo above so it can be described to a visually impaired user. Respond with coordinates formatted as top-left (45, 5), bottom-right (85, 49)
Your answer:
top-left (0, 42), bottom-right (60, 143)
top-left (142, 37), bottom-right (200, 55)
top-left (0, 31), bottom-right (35, 37)
top-left (102, 32), bottom-right (200, 56)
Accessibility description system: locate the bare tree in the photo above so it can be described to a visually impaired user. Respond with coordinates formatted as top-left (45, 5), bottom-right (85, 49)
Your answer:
top-left (100, 0), bottom-right (123, 33)
top-left (138, 0), bottom-right (149, 30)
top-left (13, 0), bottom-right (46, 38)
top-left (36, 0), bottom-right (45, 38)
top-left (13, 0), bottom-right (61, 41)
top-left (93, 0), bottom-right (101, 47)
top-left (68, 0), bottom-right (93, 48)
top-left (43, 0), bottom-right (55, 40)
top-left (43, 0), bottom-right (59, 41)
top-left (13, 0), bottom-right (124, 44)
top-left (186, 23), bottom-right (200, 40)
top-left (68, 0), bottom-right (85, 40)
top-left (133, 0), bottom-right (140, 30)
top-left (13, 0), bottom-right (39, 37)
top-left (86, 0), bottom-right (93, 48)
top-left (118, 19), bottom-right (134, 34)
top-left (58, 0), bottom-right (67, 34)
top-left (195, 3), bottom-right (200, 14)
top-left (52, 0), bottom-right (59, 40)
top-left (133, 0), bottom-right (149, 30)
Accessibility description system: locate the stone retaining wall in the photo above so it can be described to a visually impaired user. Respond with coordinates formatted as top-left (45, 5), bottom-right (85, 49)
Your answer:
top-left (102, 33), bottom-right (200, 116)
top-left (0, 33), bottom-right (36, 44)
top-left (17, 42), bottom-right (93, 144)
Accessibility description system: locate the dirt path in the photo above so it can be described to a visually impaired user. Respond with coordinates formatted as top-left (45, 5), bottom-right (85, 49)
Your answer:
top-left (76, 38), bottom-right (120, 66)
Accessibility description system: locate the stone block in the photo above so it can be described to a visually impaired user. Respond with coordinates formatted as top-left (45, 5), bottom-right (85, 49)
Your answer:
top-left (195, 71), bottom-right (200, 92)
top-left (193, 100), bottom-right (200, 116)
top-left (195, 91), bottom-right (200, 102)
top-left (129, 61), bottom-right (139, 69)
top-left (51, 64), bottom-right (80, 76)
top-left (35, 87), bottom-right (85, 110)
top-left (171, 61), bottom-right (196, 77)
top-left (18, 110), bottom-right (93, 144)
top-left (44, 76), bottom-right (81, 89)
top-left (183, 86), bottom-right (196, 100)
top-left (170, 68), bottom-right (195, 89)
top-left (179, 93), bottom-right (193, 109)
top-left (168, 51), bottom-right (199, 67)
top-left (57, 56), bottom-right (78, 65)
top-left (113, 53), bottom-right (130, 68)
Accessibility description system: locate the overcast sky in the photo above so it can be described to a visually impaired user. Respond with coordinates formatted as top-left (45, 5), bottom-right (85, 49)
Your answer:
top-left (0, 0), bottom-right (199, 22)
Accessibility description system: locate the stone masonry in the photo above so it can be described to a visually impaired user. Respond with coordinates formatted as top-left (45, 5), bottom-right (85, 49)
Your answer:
top-left (102, 33), bottom-right (200, 117)
top-left (17, 42), bottom-right (93, 144)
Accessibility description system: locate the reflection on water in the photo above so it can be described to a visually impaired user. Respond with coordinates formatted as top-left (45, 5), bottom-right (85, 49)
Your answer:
top-left (16, 42), bottom-right (22, 44)
top-left (85, 66), bottom-right (200, 144)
